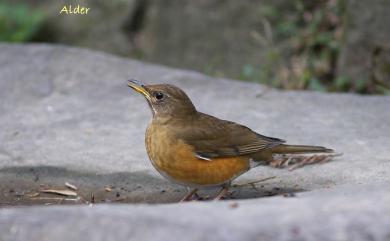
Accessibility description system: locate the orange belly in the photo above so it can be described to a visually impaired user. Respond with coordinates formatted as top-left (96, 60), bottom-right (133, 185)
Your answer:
top-left (146, 132), bottom-right (249, 186)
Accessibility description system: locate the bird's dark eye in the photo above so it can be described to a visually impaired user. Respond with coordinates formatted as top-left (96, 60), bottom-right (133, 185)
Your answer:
top-left (154, 92), bottom-right (165, 100)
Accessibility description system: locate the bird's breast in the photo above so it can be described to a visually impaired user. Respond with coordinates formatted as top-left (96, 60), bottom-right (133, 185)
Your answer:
top-left (145, 123), bottom-right (250, 187)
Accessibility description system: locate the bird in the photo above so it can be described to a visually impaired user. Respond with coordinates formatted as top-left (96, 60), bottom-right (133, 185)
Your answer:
top-left (127, 79), bottom-right (334, 201)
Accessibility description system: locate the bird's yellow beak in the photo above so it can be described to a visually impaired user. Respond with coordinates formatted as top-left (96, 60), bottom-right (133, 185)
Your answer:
top-left (128, 79), bottom-right (151, 101)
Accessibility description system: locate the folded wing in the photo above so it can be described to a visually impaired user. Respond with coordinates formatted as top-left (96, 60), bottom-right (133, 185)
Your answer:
top-left (175, 113), bottom-right (285, 160)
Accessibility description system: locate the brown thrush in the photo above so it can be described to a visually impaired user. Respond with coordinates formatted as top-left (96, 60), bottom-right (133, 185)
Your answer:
top-left (128, 79), bottom-right (333, 201)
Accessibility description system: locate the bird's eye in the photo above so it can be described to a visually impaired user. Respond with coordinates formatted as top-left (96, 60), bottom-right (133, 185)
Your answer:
top-left (153, 92), bottom-right (165, 100)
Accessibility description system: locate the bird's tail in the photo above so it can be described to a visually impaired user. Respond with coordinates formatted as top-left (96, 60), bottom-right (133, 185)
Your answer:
top-left (271, 144), bottom-right (333, 154)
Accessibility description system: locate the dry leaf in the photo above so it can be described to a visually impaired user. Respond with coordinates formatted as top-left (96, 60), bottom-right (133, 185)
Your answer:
top-left (26, 192), bottom-right (40, 198)
top-left (30, 197), bottom-right (80, 201)
top-left (105, 186), bottom-right (112, 192)
top-left (41, 189), bottom-right (78, 197)
top-left (65, 182), bottom-right (78, 190)
top-left (229, 202), bottom-right (239, 209)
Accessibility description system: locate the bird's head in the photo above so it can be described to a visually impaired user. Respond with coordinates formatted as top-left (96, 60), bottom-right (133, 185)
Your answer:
top-left (128, 79), bottom-right (196, 119)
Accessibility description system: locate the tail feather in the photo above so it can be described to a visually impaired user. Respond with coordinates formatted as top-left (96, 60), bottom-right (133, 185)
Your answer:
top-left (271, 144), bottom-right (334, 154)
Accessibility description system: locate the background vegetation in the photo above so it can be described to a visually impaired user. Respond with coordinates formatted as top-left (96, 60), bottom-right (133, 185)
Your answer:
top-left (239, 0), bottom-right (347, 92)
top-left (1, 0), bottom-right (389, 94)
top-left (0, 3), bottom-right (43, 42)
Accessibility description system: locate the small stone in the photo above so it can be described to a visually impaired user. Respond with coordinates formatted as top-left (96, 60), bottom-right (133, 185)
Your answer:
top-left (283, 193), bottom-right (296, 198)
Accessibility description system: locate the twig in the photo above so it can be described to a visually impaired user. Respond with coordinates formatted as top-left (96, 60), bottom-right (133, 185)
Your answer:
top-left (91, 193), bottom-right (95, 204)
top-left (232, 176), bottom-right (276, 187)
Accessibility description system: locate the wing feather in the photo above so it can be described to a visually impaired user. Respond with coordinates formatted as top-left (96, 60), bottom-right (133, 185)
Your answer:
top-left (174, 113), bottom-right (285, 160)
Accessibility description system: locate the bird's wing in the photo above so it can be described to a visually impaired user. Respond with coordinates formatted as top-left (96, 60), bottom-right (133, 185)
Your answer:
top-left (174, 113), bottom-right (285, 160)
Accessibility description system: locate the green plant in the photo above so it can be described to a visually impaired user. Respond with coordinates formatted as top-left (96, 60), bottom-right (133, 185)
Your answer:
top-left (0, 3), bottom-right (44, 42)
top-left (246, 0), bottom-right (383, 93)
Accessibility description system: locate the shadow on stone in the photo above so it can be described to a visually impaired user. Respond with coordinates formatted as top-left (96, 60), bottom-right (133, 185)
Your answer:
top-left (0, 166), bottom-right (305, 206)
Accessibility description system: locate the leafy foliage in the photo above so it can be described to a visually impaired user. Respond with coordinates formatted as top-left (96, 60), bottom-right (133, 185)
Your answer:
top-left (0, 3), bottom-right (44, 42)
top-left (239, 0), bottom-right (387, 94)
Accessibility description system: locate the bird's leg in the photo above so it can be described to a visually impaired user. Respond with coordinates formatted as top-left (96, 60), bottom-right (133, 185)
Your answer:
top-left (193, 192), bottom-right (202, 200)
top-left (213, 187), bottom-right (229, 201)
top-left (180, 188), bottom-right (198, 202)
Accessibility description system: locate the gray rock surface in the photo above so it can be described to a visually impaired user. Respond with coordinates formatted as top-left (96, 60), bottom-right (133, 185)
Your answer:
top-left (1, 183), bottom-right (390, 241)
top-left (0, 43), bottom-right (390, 240)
